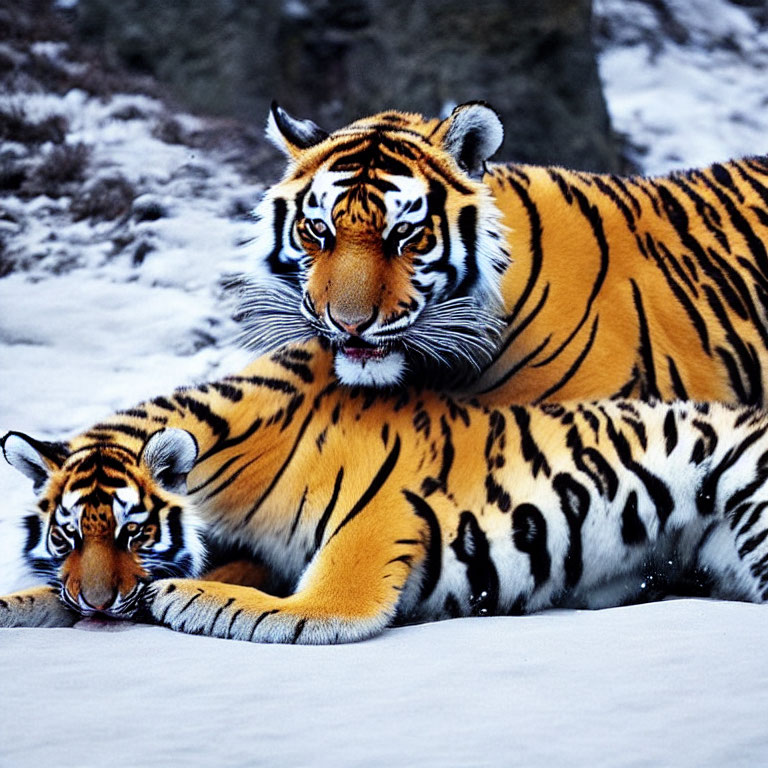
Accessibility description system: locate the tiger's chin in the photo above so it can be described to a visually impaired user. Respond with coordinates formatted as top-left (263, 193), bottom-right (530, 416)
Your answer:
top-left (333, 348), bottom-right (407, 387)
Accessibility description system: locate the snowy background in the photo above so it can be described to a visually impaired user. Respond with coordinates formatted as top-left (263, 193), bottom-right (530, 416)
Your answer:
top-left (2, 1), bottom-right (768, 766)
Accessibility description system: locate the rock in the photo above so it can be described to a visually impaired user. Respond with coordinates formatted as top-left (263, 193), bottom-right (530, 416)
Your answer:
top-left (75, 0), bottom-right (618, 171)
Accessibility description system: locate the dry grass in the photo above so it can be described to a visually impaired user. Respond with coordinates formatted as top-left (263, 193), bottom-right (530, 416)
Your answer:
top-left (70, 175), bottom-right (136, 222)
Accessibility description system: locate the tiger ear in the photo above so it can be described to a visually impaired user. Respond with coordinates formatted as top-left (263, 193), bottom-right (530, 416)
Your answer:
top-left (1, 431), bottom-right (69, 491)
top-left (438, 101), bottom-right (504, 180)
top-left (266, 101), bottom-right (329, 159)
top-left (141, 428), bottom-right (198, 494)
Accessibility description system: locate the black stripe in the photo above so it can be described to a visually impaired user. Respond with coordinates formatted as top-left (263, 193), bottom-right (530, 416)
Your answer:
top-left (172, 394), bottom-right (230, 439)
top-left (210, 598), bottom-right (236, 633)
top-left (664, 410), bottom-right (678, 456)
top-left (511, 503), bottom-right (551, 588)
top-left (503, 176), bottom-right (543, 325)
top-left (697, 426), bottom-right (768, 517)
top-left (666, 357), bottom-right (689, 400)
top-left (711, 163), bottom-right (744, 202)
top-left (249, 609), bottom-right (280, 640)
top-left (703, 285), bottom-right (763, 404)
top-left (621, 491), bottom-right (647, 545)
top-left (454, 205), bottom-right (478, 296)
top-left (420, 416), bottom-right (455, 496)
top-left (403, 491), bottom-right (442, 601)
top-left (593, 176), bottom-right (635, 231)
top-left (270, 356), bottom-right (314, 384)
top-left (313, 468), bottom-right (344, 552)
top-left (266, 198), bottom-right (294, 275)
top-left (534, 316), bottom-right (600, 404)
top-left (577, 446), bottom-right (619, 501)
top-left (209, 383), bottom-right (243, 402)
top-left (291, 619), bottom-right (307, 644)
top-left (630, 278), bottom-right (660, 399)
top-left (89, 423), bottom-right (149, 441)
top-left (288, 487), bottom-right (309, 542)
top-left (604, 415), bottom-right (674, 529)
top-left (690, 419), bottom-right (719, 465)
top-left (421, 180), bottom-right (457, 289)
top-left (642, 234), bottom-right (711, 355)
top-left (532, 186), bottom-right (609, 368)
top-left (510, 406), bottom-right (551, 478)
top-left (201, 455), bottom-right (261, 503)
top-left (151, 396), bottom-right (177, 412)
top-left (450, 510), bottom-right (499, 615)
top-left (738, 501), bottom-right (768, 537)
top-left (552, 473), bottom-right (590, 589)
top-left (330, 436), bottom-right (401, 540)
top-left (223, 375), bottom-right (298, 395)
top-left (187, 454), bottom-right (241, 494)
top-left (242, 410), bottom-right (316, 525)
top-left (738, 528), bottom-right (768, 558)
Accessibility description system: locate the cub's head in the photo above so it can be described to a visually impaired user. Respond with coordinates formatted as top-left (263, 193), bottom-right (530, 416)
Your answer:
top-left (241, 101), bottom-right (508, 388)
top-left (2, 428), bottom-right (205, 619)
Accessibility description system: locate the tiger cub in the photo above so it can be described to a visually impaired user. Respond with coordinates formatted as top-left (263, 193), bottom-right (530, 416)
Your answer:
top-left (2, 343), bottom-right (768, 643)
top-left (242, 101), bottom-right (768, 404)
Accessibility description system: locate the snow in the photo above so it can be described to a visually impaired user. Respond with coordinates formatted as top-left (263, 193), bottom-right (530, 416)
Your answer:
top-left (2, 2), bottom-right (768, 765)
top-left (595, 0), bottom-right (768, 173)
top-left (2, 600), bottom-right (767, 768)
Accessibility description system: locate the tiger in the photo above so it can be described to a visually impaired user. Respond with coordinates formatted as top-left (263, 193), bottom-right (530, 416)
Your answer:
top-left (240, 100), bottom-right (768, 403)
top-left (2, 342), bottom-right (768, 643)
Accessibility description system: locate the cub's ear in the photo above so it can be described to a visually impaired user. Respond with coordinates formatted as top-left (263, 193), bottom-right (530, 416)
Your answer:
top-left (1, 431), bottom-right (69, 491)
top-left (266, 101), bottom-right (329, 159)
top-left (141, 428), bottom-right (198, 494)
top-left (438, 101), bottom-right (504, 180)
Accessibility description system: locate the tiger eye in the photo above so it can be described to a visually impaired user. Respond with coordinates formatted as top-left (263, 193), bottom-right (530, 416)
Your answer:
top-left (125, 522), bottom-right (139, 534)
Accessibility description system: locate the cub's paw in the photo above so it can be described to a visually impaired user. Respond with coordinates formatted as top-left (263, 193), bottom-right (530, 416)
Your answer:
top-left (0, 586), bottom-right (78, 628)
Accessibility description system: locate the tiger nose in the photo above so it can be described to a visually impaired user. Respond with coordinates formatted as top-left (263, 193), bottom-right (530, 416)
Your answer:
top-left (328, 306), bottom-right (378, 335)
top-left (80, 584), bottom-right (117, 612)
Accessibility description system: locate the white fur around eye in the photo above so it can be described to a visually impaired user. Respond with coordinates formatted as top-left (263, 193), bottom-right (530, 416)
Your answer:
top-left (383, 177), bottom-right (429, 238)
top-left (114, 487), bottom-right (139, 508)
top-left (112, 489), bottom-right (148, 526)
top-left (62, 491), bottom-right (82, 512)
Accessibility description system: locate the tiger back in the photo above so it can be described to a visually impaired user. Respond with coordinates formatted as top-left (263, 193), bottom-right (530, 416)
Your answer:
top-left (241, 102), bottom-right (768, 404)
top-left (3, 343), bottom-right (768, 643)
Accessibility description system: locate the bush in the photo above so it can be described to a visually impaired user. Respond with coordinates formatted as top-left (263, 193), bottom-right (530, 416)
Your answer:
top-left (71, 175), bottom-right (136, 221)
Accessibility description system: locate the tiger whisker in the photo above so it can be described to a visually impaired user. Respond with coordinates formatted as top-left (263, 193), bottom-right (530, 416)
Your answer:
top-left (234, 277), bottom-right (324, 354)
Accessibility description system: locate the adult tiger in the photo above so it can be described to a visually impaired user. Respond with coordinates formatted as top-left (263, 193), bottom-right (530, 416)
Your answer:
top-left (241, 101), bottom-right (768, 403)
top-left (3, 343), bottom-right (768, 642)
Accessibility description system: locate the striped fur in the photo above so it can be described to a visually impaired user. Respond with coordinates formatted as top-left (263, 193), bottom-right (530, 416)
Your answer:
top-left (243, 102), bottom-right (768, 401)
top-left (0, 430), bottom-right (206, 621)
top-left (3, 344), bottom-right (768, 642)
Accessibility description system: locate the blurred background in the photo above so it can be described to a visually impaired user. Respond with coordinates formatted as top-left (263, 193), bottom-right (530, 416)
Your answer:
top-left (71, 0), bottom-right (620, 171)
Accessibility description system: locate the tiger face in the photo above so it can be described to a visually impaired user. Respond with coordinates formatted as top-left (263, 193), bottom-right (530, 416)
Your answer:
top-left (242, 101), bottom-right (509, 387)
top-left (2, 428), bottom-right (205, 619)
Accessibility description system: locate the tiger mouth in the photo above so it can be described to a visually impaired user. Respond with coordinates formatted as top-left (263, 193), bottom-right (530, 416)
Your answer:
top-left (338, 336), bottom-right (390, 362)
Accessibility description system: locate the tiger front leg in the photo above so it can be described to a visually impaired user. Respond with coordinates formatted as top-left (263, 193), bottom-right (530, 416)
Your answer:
top-left (0, 585), bottom-right (78, 628)
top-left (145, 494), bottom-right (426, 644)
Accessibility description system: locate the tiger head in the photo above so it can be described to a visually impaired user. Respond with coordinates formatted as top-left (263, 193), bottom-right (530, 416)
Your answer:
top-left (241, 101), bottom-right (508, 388)
top-left (2, 428), bottom-right (205, 619)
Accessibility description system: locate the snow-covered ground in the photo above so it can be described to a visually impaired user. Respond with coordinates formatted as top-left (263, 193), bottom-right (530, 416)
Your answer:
top-left (3, 600), bottom-right (768, 768)
top-left (2, 2), bottom-right (768, 766)
top-left (595, 0), bottom-right (768, 172)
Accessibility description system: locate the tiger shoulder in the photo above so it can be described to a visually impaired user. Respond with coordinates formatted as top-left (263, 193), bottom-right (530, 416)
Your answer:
top-left (3, 343), bottom-right (768, 642)
top-left (242, 101), bottom-right (768, 405)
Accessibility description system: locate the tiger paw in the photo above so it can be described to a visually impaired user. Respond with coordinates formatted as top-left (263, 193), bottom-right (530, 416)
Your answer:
top-left (145, 579), bottom-right (388, 644)
top-left (0, 586), bottom-right (78, 628)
